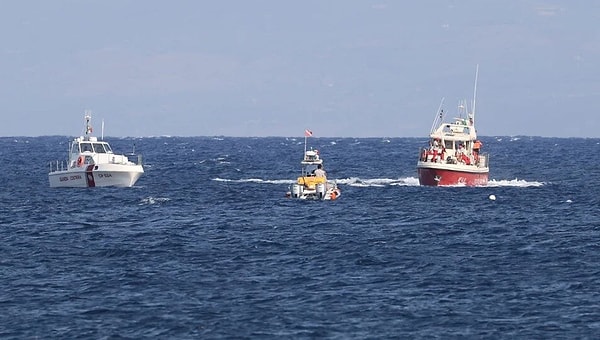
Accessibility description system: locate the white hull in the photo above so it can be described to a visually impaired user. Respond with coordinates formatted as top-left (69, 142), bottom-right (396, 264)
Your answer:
top-left (48, 164), bottom-right (143, 188)
top-left (49, 113), bottom-right (144, 188)
top-left (288, 182), bottom-right (341, 201)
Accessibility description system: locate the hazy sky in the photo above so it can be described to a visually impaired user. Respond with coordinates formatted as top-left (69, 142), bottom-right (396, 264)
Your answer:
top-left (1, 1), bottom-right (598, 137)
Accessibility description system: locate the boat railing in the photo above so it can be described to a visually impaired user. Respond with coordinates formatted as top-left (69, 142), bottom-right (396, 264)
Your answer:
top-left (418, 146), bottom-right (447, 163)
top-left (418, 147), bottom-right (428, 162)
top-left (49, 160), bottom-right (69, 173)
top-left (93, 153), bottom-right (143, 165)
top-left (419, 147), bottom-right (489, 168)
top-left (124, 154), bottom-right (143, 165)
top-left (476, 152), bottom-right (489, 168)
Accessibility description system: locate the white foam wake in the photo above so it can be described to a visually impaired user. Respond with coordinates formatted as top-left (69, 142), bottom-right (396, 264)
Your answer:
top-left (212, 177), bottom-right (420, 187)
top-left (336, 177), bottom-right (420, 187)
top-left (213, 178), bottom-right (294, 184)
top-left (486, 178), bottom-right (545, 187)
top-left (212, 177), bottom-right (544, 188)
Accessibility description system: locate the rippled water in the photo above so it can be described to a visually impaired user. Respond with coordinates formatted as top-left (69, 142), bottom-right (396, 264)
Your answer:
top-left (1, 136), bottom-right (599, 338)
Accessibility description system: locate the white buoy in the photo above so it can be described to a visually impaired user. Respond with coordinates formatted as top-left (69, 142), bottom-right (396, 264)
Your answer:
top-left (566, 199), bottom-right (572, 203)
top-left (489, 194), bottom-right (496, 201)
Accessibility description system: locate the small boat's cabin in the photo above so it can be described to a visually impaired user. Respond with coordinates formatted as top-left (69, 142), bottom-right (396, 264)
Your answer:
top-left (70, 136), bottom-right (113, 155)
top-left (421, 135), bottom-right (485, 166)
top-left (302, 149), bottom-right (321, 163)
top-left (429, 137), bottom-right (473, 154)
top-left (300, 149), bottom-right (324, 177)
top-left (69, 136), bottom-right (121, 168)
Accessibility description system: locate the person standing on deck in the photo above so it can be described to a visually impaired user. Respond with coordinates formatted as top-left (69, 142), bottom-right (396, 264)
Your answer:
top-left (314, 164), bottom-right (326, 179)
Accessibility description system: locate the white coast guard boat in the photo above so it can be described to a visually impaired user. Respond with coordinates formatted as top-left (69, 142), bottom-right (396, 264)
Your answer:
top-left (48, 112), bottom-right (144, 188)
top-left (416, 66), bottom-right (489, 186)
top-left (286, 130), bottom-right (341, 200)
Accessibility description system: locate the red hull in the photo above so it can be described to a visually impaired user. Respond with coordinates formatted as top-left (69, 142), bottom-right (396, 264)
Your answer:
top-left (418, 167), bottom-right (488, 186)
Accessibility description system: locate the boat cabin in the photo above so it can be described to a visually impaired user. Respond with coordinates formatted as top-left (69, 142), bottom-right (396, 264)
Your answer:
top-left (69, 136), bottom-right (133, 168)
top-left (302, 149), bottom-right (322, 164)
top-left (71, 136), bottom-right (113, 155)
top-left (298, 149), bottom-right (327, 186)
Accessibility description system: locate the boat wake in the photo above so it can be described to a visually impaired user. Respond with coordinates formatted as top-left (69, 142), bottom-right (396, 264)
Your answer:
top-left (213, 178), bottom-right (294, 184)
top-left (212, 177), bottom-right (544, 188)
top-left (336, 177), bottom-right (420, 187)
top-left (213, 177), bottom-right (421, 187)
top-left (487, 178), bottom-right (545, 187)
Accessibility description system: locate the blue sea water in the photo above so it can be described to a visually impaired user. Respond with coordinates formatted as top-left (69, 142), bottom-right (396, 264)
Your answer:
top-left (1, 136), bottom-right (599, 338)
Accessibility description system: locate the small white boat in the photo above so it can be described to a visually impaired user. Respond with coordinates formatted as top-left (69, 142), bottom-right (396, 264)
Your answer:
top-left (286, 130), bottom-right (341, 200)
top-left (48, 112), bottom-right (144, 188)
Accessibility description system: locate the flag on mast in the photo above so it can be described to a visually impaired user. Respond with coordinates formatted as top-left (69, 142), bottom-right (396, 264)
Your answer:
top-left (304, 129), bottom-right (313, 137)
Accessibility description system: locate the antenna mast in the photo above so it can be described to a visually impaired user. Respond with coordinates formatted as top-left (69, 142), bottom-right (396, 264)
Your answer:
top-left (304, 134), bottom-right (307, 157)
top-left (84, 110), bottom-right (93, 137)
top-left (471, 64), bottom-right (479, 122)
top-left (431, 97), bottom-right (445, 133)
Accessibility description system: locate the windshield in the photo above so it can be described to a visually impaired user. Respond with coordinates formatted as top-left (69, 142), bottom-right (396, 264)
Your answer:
top-left (93, 143), bottom-right (107, 153)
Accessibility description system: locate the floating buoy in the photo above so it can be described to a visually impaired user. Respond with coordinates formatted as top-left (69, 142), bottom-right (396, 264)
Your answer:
top-left (566, 199), bottom-right (572, 203)
top-left (488, 194), bottom-right (496, 201)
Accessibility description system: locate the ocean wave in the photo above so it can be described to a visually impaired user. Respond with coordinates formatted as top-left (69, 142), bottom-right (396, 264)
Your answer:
top-left (213, 178), bottom-right (294, 184)
top-left (139, 197), bottom-right (171, 205)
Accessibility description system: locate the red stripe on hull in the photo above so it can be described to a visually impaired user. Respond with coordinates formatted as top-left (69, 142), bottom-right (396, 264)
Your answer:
top-left (85, 164), bottom-right (96, 187)
top-left (418, 168), bottom-right (488, 186)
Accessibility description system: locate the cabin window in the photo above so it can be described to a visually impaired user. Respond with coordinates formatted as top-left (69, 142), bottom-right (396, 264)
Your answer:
top-left (81, 143), bottom-right (93, 152)
top-left (93, 143), bottom-right (107, 153)
top-left (71, 143), bottom-right (80, 153)
top-left (444, 140), bottom-right (453, 150)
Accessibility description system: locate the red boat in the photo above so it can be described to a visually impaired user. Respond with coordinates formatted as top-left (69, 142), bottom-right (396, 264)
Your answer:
top-left (416, 66), bottom-right (489, 186)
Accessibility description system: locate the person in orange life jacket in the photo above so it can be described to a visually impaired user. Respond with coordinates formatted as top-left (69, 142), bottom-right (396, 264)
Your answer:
top-left (473, 140), bottom-right (483, 155)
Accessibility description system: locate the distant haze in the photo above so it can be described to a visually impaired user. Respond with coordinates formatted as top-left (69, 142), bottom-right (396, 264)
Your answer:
top-left (1, 1), bottom-right (598, 137)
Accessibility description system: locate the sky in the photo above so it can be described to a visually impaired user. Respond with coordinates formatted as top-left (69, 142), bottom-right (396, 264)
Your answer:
top-left (1, 1), bottom-right (599, 137)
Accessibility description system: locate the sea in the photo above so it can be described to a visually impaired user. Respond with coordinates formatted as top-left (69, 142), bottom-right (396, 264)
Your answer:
top-left (1, 135), bottom-right (599, 339)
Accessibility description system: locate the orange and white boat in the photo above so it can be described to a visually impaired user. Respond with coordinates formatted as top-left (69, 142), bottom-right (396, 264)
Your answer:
top-left (48, 112), bottom-right (144, 188)
top-left (416, 66), bottom-right (489, 186)
top-left (287, 130), bottom-right (341, 200)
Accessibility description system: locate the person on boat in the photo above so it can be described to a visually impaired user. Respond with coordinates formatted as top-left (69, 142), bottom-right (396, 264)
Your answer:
top-left (81, 143), bottom-right (93, 152)
top-left (473, 140), bottom-right (482, 155)
top-left (314, 164), bottom-right (327, 178)
top-left (437, 146), bottom-right (446, 163)
top-left (456, 143), bottom-right (464, 162)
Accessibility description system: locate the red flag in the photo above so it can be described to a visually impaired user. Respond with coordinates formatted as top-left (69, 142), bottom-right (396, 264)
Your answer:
top-left (304, 129), bottom-right (313, 137)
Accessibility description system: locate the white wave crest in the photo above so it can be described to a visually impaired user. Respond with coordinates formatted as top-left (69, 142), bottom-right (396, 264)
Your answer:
top-left (213, 178), bottom-right (294, 184)
top-left (336, 177), bottom-right (420, 187)
top-left (140, 197), bottom-right (171, 205)
top-left (486, 178), bottom-right (545, 187)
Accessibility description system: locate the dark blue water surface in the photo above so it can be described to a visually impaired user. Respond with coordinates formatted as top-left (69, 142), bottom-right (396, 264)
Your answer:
top-left (1, 136), bottom-right (599, 338)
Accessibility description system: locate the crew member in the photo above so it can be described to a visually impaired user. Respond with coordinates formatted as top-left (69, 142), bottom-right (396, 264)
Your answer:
top-left (314, 164), bottom-right (326, 178)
